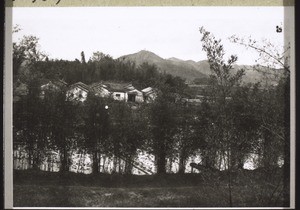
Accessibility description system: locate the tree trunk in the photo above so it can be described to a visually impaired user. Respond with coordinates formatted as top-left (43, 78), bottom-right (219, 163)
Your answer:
top-left (227, 149), bottom-right (233, 207)
top-left (28, 148), bottom-right (33, 169)
top-left (230, 151), bottom-right (244, 171)
top-left (282, 78), bottom-right (290, 207)
top-left (262, 130), bottom-right (277, 171)
top-left (156, 151), bottom-right (167, 174)
top-left (60, 146), bottom-right (69, 173)
top-left (178, 151), bottom-right (186, 174)
top-left (32, 143), bottom-right (40, 170)
top-left (92, 150), bottom-right (99, 174)
top-left (125, 154), bottom-right (133, 175)
top-left (113, 155), bottom-right (118, 173)
top-left (237, 156), bottom-right (244, 170)
top-left (203, 149), bottom-right (216, 169)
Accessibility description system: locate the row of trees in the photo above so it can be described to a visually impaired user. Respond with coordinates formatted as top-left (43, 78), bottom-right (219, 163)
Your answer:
top-left (13, 74), bottom-right (287, 175)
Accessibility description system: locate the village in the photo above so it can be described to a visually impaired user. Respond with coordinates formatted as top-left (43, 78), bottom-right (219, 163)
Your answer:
top-left (10, 6), bottom-right (291, 207)
top-left (14, 78), bottom-right (216, 175)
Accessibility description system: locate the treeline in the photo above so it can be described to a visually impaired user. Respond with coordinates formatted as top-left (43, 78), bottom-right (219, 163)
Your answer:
top-left (13, 30), bottom-right (289, 177)
top-left (14, 45), bottom-right (186, 91)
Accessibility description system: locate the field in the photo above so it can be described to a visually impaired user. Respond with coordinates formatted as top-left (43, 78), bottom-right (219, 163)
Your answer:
top-left (13, 169), bottom-right (288, 207)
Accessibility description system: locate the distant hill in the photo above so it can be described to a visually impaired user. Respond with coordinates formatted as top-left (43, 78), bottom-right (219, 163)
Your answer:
top-left (119, 50), bottom-right (208, 82)
top-left (119, 50), bottom-right (275, 84)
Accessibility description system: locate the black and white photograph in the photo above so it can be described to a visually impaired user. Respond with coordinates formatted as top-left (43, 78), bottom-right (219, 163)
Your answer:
top-left (5, 2), bottom-right (295, 208)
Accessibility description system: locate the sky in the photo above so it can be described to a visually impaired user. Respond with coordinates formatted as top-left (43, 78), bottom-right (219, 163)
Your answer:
top-left (12, 7), bottom-right (284, 65)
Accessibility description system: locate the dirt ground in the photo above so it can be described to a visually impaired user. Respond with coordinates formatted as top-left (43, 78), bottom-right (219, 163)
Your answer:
top-left (13, 169), bottom-right (288, 207)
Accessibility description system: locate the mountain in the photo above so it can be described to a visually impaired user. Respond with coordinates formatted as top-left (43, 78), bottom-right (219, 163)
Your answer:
top-left (119, 50), bottom-right (270, 84)
top-left (119, 50), bottom-right (209, 82)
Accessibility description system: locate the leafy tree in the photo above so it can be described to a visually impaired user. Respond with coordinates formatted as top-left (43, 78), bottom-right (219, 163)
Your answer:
top-left (81, 51), bottom-right (86, 64)
top-left (135, 62), bottom-right (159, 87)
top-left (47, 89), bottom-right (81, 172)
top-left (83, 94), bottom-right (111, 174)
top-left (14, 77), bottom-right (44, 170)
top-left (230, 35), bottom-right (290, 205)
top-left (109, 101), bottom-right (140, 173)
top-left (229, 35), bottom-right (290, 77)
top-left (199, 27), bottom-right (246, 206)
top-left (146, 84), bottom-right (178, 174)
top-left (13, 33), bottom-right (47, 80)
top-left (175, 105), bottom-right (200, 174)
top-left (227, 85), bottom-right (262, 169)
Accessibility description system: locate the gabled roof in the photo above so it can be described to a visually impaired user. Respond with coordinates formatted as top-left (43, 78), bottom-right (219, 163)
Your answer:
top-left (141, 87), bottom-right (156, 96)
top-left (127, 89), bottom-right (143, 95)
top-left (89, 82), bottom-right (111, 95)
top-left (54, 79), bottom-right (68, 87)
top-left (141, 87), bottom-right (153, 93)
top-left (41, 79), bottom-right (68, 89)
top-left (90, 82), bottom-right (106, 90)
top-left (103, 82), bottom-right (132, 92)
top-left (69, 82), bottom-right (90, 92)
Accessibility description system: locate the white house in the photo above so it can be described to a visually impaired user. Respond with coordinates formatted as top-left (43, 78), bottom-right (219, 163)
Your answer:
top-left (124, 84), bottom-right (144, 103)
top-left (66, 82), bottom-right (89, 102)
top-left (103, 82), bottom-right (127, 101)
top-left (102, 82), bottom-right (144, 103)
top-left (67, 81), bottom-right (150, 104)
top-left (40, 80), bottom-right (67, 99)
top-left (141, 87), bottom-right (157, 103)
top-left (89, 83), bottom-right (111, 98)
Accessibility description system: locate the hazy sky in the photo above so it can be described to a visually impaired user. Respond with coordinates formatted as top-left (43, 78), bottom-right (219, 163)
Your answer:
top-left (13, 7), bottom-right (284, 65)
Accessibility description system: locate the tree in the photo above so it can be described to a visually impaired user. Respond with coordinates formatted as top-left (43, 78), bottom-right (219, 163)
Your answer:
top-left (175, 104), bottom-right (200, 174)
top-left (83, 94), bottom-right (111, 174)
top-left (107, 101), bottom-right (148, 174)
top-left (14, 77), bottom-right (44, 170)
top-left (199, 27), bottom-right (246, 206)
top-left (229, 35), bottom-right (290, 76)
top-left (146, 84), bottom-right (178, 174)
top-left (230, 35), bottom-right (290, 205)
top-left (135, 62), bottom-right (159, 87)
top-left (13, 33), bottom-right (47, 80)
top-left (228, 84), bottom-right (262, 169)
top-left (81, 51), bottom-right (86, 64)
top-left (48, 89), bottom-right (81, 173)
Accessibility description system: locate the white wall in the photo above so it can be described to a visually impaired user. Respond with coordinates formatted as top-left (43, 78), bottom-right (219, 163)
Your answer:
top-left (67, 87), bottom-right (88, 102)
top-left (112, 92), bottom-right (126, 101)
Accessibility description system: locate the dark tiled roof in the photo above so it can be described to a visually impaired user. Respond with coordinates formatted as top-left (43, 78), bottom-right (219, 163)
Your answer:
top-left (103, 82), bottom-right (132, 92)
top-left (69, 82), bottom-right (90, 92)
top-left (41, 79), bottom-right (68, 88)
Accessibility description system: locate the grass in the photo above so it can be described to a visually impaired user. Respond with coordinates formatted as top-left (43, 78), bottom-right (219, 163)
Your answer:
top-left (13, 169), bottom-right (289, 207)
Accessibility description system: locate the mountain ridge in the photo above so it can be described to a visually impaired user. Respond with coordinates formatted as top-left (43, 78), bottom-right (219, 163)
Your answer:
top-left (118, 50), bottom-right (270, 84)
top-left (119, 50), bottom-right (208, 82)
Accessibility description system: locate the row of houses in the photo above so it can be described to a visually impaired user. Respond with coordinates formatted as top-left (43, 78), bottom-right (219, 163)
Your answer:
top-left (14, 79), bottom-right (212, 106)
top-left (39, 80), bottom-right (157, 103)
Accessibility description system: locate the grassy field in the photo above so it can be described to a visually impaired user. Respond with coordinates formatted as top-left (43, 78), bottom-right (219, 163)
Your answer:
top-left (13, 169), bottom-right (288, 207)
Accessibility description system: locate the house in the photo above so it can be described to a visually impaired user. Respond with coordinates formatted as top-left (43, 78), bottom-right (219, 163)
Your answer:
top-left (141, 87), bottom-right (157, 103)
top-left (40, 80), bottom-right (68, 99)
top-left (89, 83), bottom-right (111, 98)
top-left (66, 82), bottom-right (90, 102)
top-left (13, 80), bottom-right (28, 102)
top-left (66, 81), bottom-right (151, 104)
top-left (103, 82), bottom-right (128, 101)
top-left (181, 98), bottom-right (202, 106)
top-left (124, 84), bottom-right (144, 103)
top-left (102, 82), bottom-right (144, 103)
